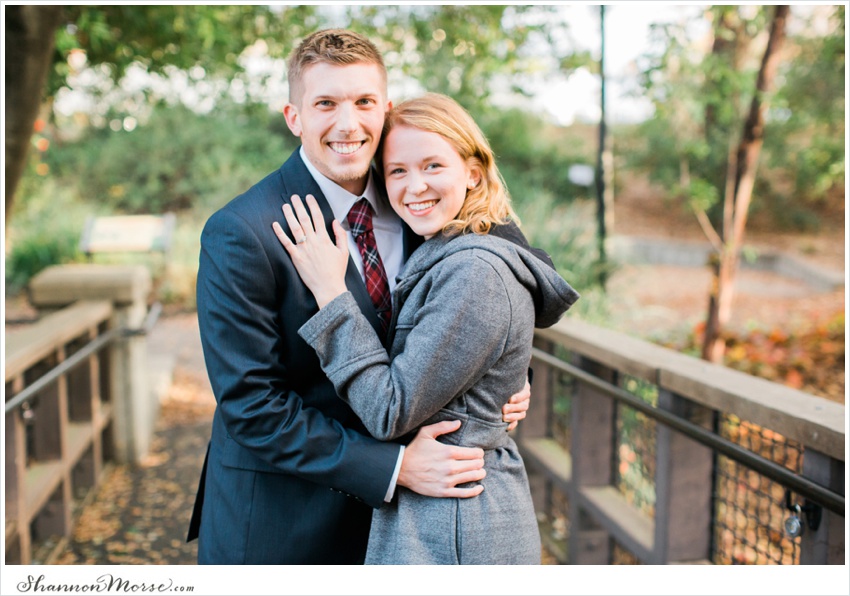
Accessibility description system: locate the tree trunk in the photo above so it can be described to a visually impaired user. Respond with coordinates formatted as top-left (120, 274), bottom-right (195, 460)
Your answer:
top-left (4, 5), bottom-right (64, 230)
top-left (702, 5), bottom-right (790, 362)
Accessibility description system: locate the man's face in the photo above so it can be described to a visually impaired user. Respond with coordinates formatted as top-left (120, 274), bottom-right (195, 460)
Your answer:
top-left (284, 62), bottom-right (390, 195)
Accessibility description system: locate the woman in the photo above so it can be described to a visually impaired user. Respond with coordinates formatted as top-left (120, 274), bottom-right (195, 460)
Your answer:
top-left (273, 93), bottom-right (578, 564)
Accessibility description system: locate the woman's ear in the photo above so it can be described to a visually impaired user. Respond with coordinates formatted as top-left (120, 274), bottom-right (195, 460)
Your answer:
top-left (466, 161), bottom-right (483, 190)
top-left (466, 163), bottom-right (481, 190)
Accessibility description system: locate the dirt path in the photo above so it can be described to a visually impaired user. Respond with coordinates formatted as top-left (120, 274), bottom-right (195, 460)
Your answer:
top-left (605, 186), bottom-right (845, 340)
top-left (53, 312), bottom-right (214, 565)
top-left (607, 262), bottom-right (845, 341)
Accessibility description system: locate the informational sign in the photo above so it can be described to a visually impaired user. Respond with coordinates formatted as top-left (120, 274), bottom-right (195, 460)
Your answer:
top-left (79, 214), bottom-right (175, 255)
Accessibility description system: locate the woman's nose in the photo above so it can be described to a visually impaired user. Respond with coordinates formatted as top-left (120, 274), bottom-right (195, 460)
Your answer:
top-left (407, 176), bottom-right (427, 194)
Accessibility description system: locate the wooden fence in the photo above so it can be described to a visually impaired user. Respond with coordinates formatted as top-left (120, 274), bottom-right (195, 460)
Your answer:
top-left (5, 262), bottom-right (159, 565)
top-left (517, 318), bottom-right (844, 565)
top-left (5, 301), bottom-right (116, 564)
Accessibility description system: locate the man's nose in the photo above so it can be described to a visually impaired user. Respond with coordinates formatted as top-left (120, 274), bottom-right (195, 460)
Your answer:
top-left (336, 103), bottom-right (357, 133)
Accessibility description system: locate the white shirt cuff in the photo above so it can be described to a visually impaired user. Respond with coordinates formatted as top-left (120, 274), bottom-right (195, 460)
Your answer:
top-left (384, 445), bottom-right (405, 503)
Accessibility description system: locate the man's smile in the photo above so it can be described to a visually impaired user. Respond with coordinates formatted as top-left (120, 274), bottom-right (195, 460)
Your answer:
top-left (328, 141), bottom-right (365, 155)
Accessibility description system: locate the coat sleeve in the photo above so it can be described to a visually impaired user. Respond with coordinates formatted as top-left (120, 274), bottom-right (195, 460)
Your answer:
top-left (197, 207), bottom-right (399, 508)
top-left (299, 252), bottom-right (511, 441)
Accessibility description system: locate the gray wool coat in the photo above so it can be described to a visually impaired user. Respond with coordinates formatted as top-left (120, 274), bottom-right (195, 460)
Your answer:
top-left (299, 229), bottom-right (579, 565)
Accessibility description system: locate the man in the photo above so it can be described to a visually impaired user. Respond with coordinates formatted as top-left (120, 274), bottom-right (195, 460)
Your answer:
top-left (187, 29), bottom-right (532, 564)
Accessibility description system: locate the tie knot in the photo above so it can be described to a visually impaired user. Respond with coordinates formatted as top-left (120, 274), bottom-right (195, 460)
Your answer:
top-left (347, 198), bottom-right (374, 238)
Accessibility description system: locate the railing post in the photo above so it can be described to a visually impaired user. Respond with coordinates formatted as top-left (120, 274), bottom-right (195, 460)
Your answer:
top-left (570, 355), bottom-right (616, 564)
top-left (29, 264), bottom-right (155, 464)
top-left (799, 448), bottom-right (845, 564)
top-left (30, 347), bottom-right (73, 546)
top-left (653, 389), bottom-right (714, 563)
top-left (67, 326), bottom-right (103, 491)
top-left (524, 338), bottom-right (555, 513)
top-left (5, 376), bottom-right (28, 564)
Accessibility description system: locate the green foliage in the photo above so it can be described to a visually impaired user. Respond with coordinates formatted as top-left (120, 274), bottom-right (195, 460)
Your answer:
top-left (479, 108), bottom-right (595, 205)
top-left (628, 5), bottom-right (845, 232)
top-left (5, 230), bottom-right (80, 292)
top-left (763, 6), bottom-right (845, 217)
top-left (42, 104), bottom-right (298, 215)
top-left (345, 5), bottom-right (584, 112)
top-left (515, 191), bottom-right (613, 325)
top-left (5, 176), bottom-right (87, 292)
top-left (49, 5), bottom-right (304, 96)
top-left (9, 103), bottom-right (298, 293)
top-left (631, 7), bottom-right (765, 225)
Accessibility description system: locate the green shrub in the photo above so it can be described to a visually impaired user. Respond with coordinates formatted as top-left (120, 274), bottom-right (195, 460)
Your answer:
top-left (44, 104), bottom-right (299, 215)
top-left (5, 225), bottom-right (82, 293)
top-left (515, 190), bottom-right (612, 325)
top-left (5, 176), bottom-right (87, 292)
top-left (479, 108), bottom-right (596, 208)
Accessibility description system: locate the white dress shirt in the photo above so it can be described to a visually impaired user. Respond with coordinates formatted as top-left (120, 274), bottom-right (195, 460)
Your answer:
top-left (299, 147), bottom-right (404, 291)
top-left (299, 148), bottom-right (405, 501)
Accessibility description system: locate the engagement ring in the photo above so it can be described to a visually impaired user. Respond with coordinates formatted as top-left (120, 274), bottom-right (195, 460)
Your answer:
top-left (296, 236), bottom-right (307, 244)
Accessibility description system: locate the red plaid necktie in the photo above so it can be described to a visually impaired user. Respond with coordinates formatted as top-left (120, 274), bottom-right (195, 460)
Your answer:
top-left (347, 198), bottom-right (392, 336)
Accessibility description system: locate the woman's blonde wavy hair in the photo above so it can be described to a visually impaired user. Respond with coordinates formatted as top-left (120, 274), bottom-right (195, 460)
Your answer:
top-left (377, 93), bottom-right (518, 236)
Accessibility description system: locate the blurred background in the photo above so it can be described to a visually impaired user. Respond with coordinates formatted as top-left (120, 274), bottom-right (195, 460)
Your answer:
top-left (3, 2), bottom-right (846, 577)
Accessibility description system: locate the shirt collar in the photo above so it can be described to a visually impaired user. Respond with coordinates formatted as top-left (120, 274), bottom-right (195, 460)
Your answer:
top-left (299, 146), bottom-right (382, 224)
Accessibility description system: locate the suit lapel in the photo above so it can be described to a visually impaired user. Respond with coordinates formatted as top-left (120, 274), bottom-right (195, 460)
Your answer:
top-left (278, 149), bottom-right (383, 337)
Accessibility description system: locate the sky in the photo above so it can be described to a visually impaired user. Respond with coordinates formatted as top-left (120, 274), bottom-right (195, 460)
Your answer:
top-left (530, 3), bottom-right (709, 125)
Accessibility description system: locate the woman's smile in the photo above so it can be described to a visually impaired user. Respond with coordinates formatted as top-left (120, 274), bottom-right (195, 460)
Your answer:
top-left (405, 199), bottom-right (440, 215)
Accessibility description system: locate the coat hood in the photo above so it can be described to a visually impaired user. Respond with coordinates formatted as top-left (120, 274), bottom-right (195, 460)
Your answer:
top-left (397, 224), bottom-right (580, 328)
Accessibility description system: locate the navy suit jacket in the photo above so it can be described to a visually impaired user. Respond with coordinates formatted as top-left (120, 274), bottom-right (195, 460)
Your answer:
top-left (187, 148), bottom-right (420, 564)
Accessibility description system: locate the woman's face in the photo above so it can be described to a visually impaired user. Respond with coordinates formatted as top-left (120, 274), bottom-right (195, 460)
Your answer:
top-left (382, 125), bottom-right (479, 239)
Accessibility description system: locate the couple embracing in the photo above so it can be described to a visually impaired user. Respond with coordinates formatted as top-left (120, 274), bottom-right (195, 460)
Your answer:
top-left (187, 28), bottom-right (578, 565)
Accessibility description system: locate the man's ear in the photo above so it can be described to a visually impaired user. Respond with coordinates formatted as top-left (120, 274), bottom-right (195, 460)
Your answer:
top-left (283, 103), bottom-right (302, 137)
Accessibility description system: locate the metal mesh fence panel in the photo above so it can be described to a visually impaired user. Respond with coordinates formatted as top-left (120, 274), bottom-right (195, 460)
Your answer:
top-left (712, 414), bottom-right (804, 564)
top-left (615, 375), bottom-right (658, 519)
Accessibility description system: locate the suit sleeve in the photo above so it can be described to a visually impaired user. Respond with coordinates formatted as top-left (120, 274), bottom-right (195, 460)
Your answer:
top-left (197, 208), bottom-right (399, 508)
top-left (299, 253), bottom-right (511, 441)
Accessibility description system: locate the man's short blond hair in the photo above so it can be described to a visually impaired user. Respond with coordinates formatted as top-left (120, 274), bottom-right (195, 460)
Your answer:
top-left (287, 29), bottom-right (387, 106)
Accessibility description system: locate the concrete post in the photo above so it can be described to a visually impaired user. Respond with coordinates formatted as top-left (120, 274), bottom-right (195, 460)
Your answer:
top-left (29, 264), bottom-right (156, 464)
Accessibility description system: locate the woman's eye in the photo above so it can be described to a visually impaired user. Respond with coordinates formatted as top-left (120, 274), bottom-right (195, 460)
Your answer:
top-left (425, 163), bottom-right (442, 170)
top-left (389, 168), bottom-right (405, 175)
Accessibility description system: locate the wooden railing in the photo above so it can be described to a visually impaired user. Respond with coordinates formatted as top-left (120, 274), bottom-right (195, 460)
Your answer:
top-left (517, 318), bottom-right (845, 565)
top-left (5, 301), bottom-right (116, 564)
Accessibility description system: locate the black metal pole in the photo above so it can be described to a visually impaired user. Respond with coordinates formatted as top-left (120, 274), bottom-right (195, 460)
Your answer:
top-left (596, 5), bottom-right (608, 288)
